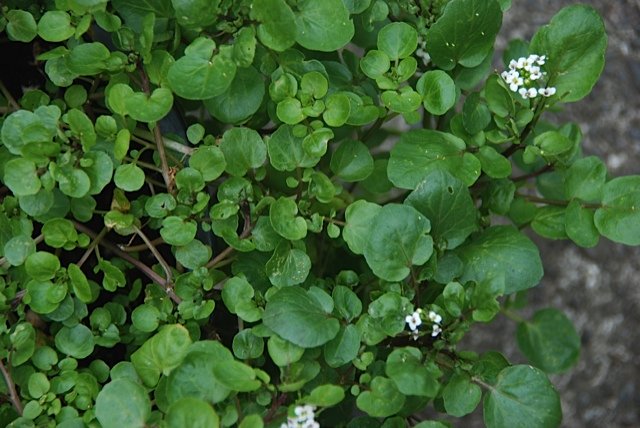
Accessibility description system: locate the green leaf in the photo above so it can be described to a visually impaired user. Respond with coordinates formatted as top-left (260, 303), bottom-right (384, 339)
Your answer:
top-left (462, 92), bottom-right (491, 134)
top-left (565, 200), bottom-right (599, 248)
top-left (95, 379), bottom-right (151, 428)
top-left (220, 127), bottom-right (267, 176)
top-left (476, 146), bottom-right (512, 179)
top-left (7, 10), bottom-right (37, 42)
top-left (83, 151), bottom-right (114, 195)
top-left (356, 376), bottom-right (405, 418)
top-left (360, 50), bottom-right (390, 79)
top-left (530, 5), bottom-right (606, 102)
top-left (131, 304), bottom-right (162, 333)
top-left (165, 397), bottom-right (219, 428)
top-left (55, 324), bottom-right (94, 359)
top-left (442, 372), bottom-right (482, 416)
top-left (204, 66), bottom-right (265, 124)
top-left (483, 365), bottom-right (561, 428)
top-left (484, 74), bottom-right (514, 117)
top-left (189, 146), bottom-right (226, 182)
top-left (456, 226), bottom-right (543, 294)
top-left (323, 324), bottom-right (360, 368)
top-left (276, 98), bottom-right (304, 124)
top-left (26, 280), bottom-right (63, 314)
top-left (517, 308), bottom-right (580, 373)
top-left (267, 335), bottom-right (305, 366)
top-left (4, 158), bottom-right (40, 196)
top-left (175, 239), bottom-right (211, 269)
top-left (388, 129), bottom-right (480, 188)
top-left (332, 285), bottom-right (362, 322)
top-left (425, 0), bottom-right (502, 70)
top-left (294, 0), bottom-right (354, 52)
top-left (27, 372), bottom-right (50, 399)
top-left (4, 234), bottom-right (35, 266)
top-left (531, 206), bottom-right (566, 240)
top-left (377, 22), bottom-right (417, 60)
top-left (265, 241), bottom-right (311, 287)
top-left (168, 42), bottom-right (237, 100)
top-left (42, 218), bottom-right (77, 248)
top-left (380, 89), bottom-right (422, 114)
top-left (232, 329), bottom-right (264, 359)
top-left (405, 170), bottom-right (478, 250)
top-left (330, 139), bottom-right (374, 182)
top-left (267, 125), bottom-right (320, 171)
top-left (114, 163), bottom-right (145, 192)
top-left (211, 359), bottom-right (261, 391)
top-left (67, 263), bottom-right (92, 303)
top-left (306, 384), bottom-right (345, 407)
top-left (38, 11), bottom-right (75, 42)
top-left (67, 42), bottom-right (111, 75)
top-left (10, 323), bottom-right (36, 366)
top-left (364, 204), bottom-right (433, 282)
top-left (323, 93), bottom-right (351, 127)
top-left (251, 0), bottom-right (297, 51)
top-left (160, 216), bottom-right (197, 246)
top-left (270, 197), bottom-right (307, 241)
top-left (385, 347), bottom-right (441, 397)
top-left (263, 286), bottom-right (340, 348)
top-left (131, 324), bottom-right (193, 387)
top-left (343, 200), bottom-right (382, 255)
top-left (416, 70), bottom-right (457, 115)
top-left (222, 277), bottom-right (261, 322)
top-left (564, 156), bottom-right (606, 202)
top-left (172, 0), bottom-right (220, 29)
top-left (25, 252), bottom-right (60, 281)
top-left (594, 176), bottom-right (640, 245)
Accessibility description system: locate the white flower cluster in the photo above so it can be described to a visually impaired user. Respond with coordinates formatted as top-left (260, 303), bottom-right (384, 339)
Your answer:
top-left (500, 54), bottom-right (556, 99)
top-left (415, 37), bottom-right (430, 65)
top-left (281, 405), bottom-right (320, 428)
top-left (405, 309), bottom-right (443, 339)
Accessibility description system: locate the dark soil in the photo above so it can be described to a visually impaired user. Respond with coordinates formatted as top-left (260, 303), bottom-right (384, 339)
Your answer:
top-left (460, 1), bottom-right (640, 427)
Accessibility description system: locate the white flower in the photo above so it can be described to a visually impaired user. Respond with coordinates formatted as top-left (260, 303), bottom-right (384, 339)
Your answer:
top-left (536, 55), bottom-right (546, 65)
top-left (405, 311), bottom-right (422, 331)
top-left (518, 87), bottom-right (538, 99)
top-left (428, 310), bottom-right (442, 324)
top-left (539, 87), bottom-right (556, 97)
top-left (285, 405), bottom-right (320, 428)
top-left (431, 324), bottom-right (442, 337)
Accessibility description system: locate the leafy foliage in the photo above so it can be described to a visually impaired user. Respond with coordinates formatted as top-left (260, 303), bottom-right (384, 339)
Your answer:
top-left (0, 1), bottom-right (629, 427)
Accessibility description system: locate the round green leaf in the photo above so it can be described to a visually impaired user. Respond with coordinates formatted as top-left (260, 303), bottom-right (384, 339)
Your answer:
top-left (323, 93), bottom-right (351, 127)
top-left (131, 304), bottom-right (162, 333)
top-left (57, 168), bottom-right (91, 198)
top-left (530, 5), bottom-right (606, 102)
top-left (442, 372), bottom-right (482, 417)
top-left (360, 50), bottom-right (391, 79)
top-left (95, 379), bottom-right (151, 428)
top-left (265, 241), bottom-right (311, 287)
top-left (28, 372), bottom-right (50, 399)
top-left (294, 0), bottom-right (354, 52)
top-left (425, 0), bottom-right (502, 70)
top-left (263, 286), bottom-right (340, 348)
top-left (4, 235), bottom-right (36, 266)
top-left (356, 376), bottom-right (405, 418)
top-left (114, 163), bottom-right (145, 192)
top-left (7, 10), bottom-right (37, 42)
top-left (385, 347), bottom-right (441, 397)
top-left (483, 365), bottom-right (561, 428)
top-left (405, 169), bottom-right (478, 250)
top-left (127, 87), bottom-right (174, 123)
top-left (38, 11), bottom-right (75, 42)
top-left (462, 92), bottom-right (491, 134)
top-left (343, 200), bottom-right (382, 255)
top-left (220, 127), bottom-right (267, 177)
top-left (175, 239), bottom-right (211, 269)
top-left (67, 42), bottom-right (110, 76)
top-left (168, 48), bottom-right (237, 100)
top-left (267, 335), bottom-right (305, 367)
top-left (306, 384), bottom-right (345, 407)
top-left (42, 218), bottom-right (77, 248)
top-left (4, 158), bottom-right (41, 196)
top-left (232, 329), bottom-right (264, 360)
top-left (204, 66), bottom-right (265, 124)
top-left (484, 74), bottom-right (514, 117)
top-left (160, 216), bottom-right (198, 246)
top-left (67, 263), bottom-right (92, 303)
top-left (330, 139), bottom-right (374, 182)
top-left (377, 22), bottom-right (417, 60)
top-left (166, 397), bottom-right (219, 428)
top-left (10, 323), bottom-right (36, 366)
top-left (517, 308), bottom-right (581, 373)
top-left (364, 204), bottom-right (433, 282)
top-left (172, 0), bottom-right (220, 29)
top-left (175, 167), bottom-right (205, 193)
top-left (594, 176), bottom-right (640, 245)
top-left (26, 280), bottom-right (63, 314)
top-left (477, 146), bottom-right (512, 179)
top-left (323, 324), bottom-right (360, 368)
top-left (564, 156), bottom-right (606, 202)
top-left (25, 252), bottom-right (60, 281)
top-left (189, 146), bottom-right (226, 182)
top-left (267, 125), bottom-right (320, 171)
top-left (565, 200), bottom-right (599, 248)
top-left (276, 98), bottom-right (305, 125)
top-left (416, 70), bottom-right (457, 115)
top-left (301, 71), bottom-right (328, 99)
top-left (55, 324), bottom-right (95, 359)
top-left (269, 197), bottom-right (307, 241)
top-left (83, 151), bottom-right (114, 195)
top-left (251, 0), bottom-right (297, 51)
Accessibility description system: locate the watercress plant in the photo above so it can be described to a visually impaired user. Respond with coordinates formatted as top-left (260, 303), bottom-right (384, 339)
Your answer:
top-left (0, 1), bottom-right (632, 427)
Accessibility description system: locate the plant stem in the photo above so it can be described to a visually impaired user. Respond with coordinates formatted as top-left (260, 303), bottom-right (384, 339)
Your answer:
top-left (74, 222), bottom-right (181, 304)
top-left (205, 215), bottom-right (253, 269)
top-left (77, 227), bottom-right (108, 268)
top-left (0, 359), bottom-right (23, 415)
top-left (0, 79), bottom-right (19, 111)
top-left (120, 237), bottom-right (165, 252)
top-left (512, 164), bottom-right (553, 182)
top-left (518, 193), bottom-right (602, 209)
top-left (500, 307), bottom-right (526, 323)
top-left (153, 124), bottom-right (175, 194)
top-left (134, 226), bottom-right (173, 285)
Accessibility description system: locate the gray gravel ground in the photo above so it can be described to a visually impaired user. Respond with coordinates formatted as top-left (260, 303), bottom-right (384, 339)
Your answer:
top-left (458, 1), bottom-right (640, 427)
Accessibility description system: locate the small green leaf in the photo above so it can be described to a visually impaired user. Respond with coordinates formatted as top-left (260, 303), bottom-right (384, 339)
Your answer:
top-left (172, 0), bottom-right (220, 29)
top-left (267, 335), bottom-right (305, 367)
top-left (294, 0), bottom-right (354, 52)
top-left (7, 10), bottom-right (37, 42)
top-left (385, 347), bottom-right (441, 397)
top-left (323, 93), bottom-right (351, 127)
top-left (476, 146), bottom-right (512, 179)
top-left (483, 365), bottom-right (561, 428)
top-left (323, 324), bottom-right (360, 368)
top-left (442, 372), bottom-right (482, 417)
top-left (356, 376), bottom-right (405, 418)
top-left (330, 139), bottom-right (374, 182)
top-left (565, 200), bottom-right (599, 248)
top-left (67, 263), bottom-right (92, 303)
top-left (4, 235), bottom-right (36, 267)
top-left (306, 384), bottom-right (345, 407)
top-left (204, 66), bottom-right (265, 124)
top-left (485, 74), bottom-right (514, 117)
top-left (267, 125), bottom-right (320, 171)
top-left (67, 42), bottom-right (111, 75)
top-left (222, 277), bottom-right (261, 322)
top-left (232, 329), bottom-right (264, 359)
top-left (165, 397), bottom-right (219, 428)
top-left (55, 324), bottom-right (94, 359)
top-left (343, 200), bottom-right (382, 255)
top-left (364, 204), bottom-right (433, 282)
top-left (114, 163), bottom-right (145, 192)
top-left (265, 241), bottom-right (311, 287)
top-left (462, 92), bottom-right (491, 134)
top-left (360, 50), bottom-right (390, 79)
top-left (38, 11), bottom-right (75, 42)
top-left (517, 308), bottom-right (580, 374)
top-left (175, 239), bottom-right (211, 269)
top-left (269, 197), bottom-right (307, 241)
top-left (416, 70), bottom-right (457, 115)
top-left (10, 323), bottom-right (36, 366)
top-left (220, 127), bottom-right (267, 176)
top-left (594, 176), bottom-right (640, 245)
top-left (95, 379), bottom-right (151, 428)
top-left (4, 158), bottom-right (41, 196)
top-left (160, 216), bottom-right (198, 246)
top-left (251, 0), bottom-right (297, 51)
top-left (189, 146), bottom-right (226, 182)
top-left (42, 218), bottom-right (77, 248)
top-left (564, 156), bottom-right (606, 202)
top-left (25, 252), bottom-right (60, 281)
top-left (263, 286), bottom-right (340, 348)
top-left (377, 22), bottom-right (417, 60)
top-left (131, 304), bottom-right (162, 333)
